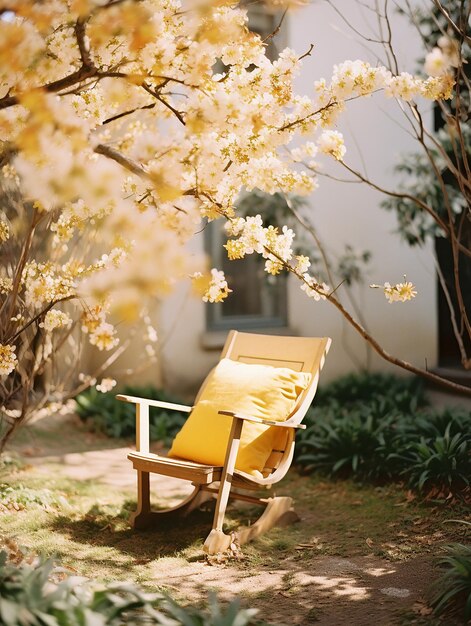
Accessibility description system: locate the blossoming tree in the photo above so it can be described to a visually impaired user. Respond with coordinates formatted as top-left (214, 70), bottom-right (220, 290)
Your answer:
top-left (0, 0), bottom-right (464, 450)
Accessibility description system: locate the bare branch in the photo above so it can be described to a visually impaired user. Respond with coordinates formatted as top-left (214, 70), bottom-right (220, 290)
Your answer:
top-left (299, 44), bottom-right (314, 61)
top-left (94, 143), bottom-right (149, 178)
top-left (433, 0), bottom-right (471, 46)
top-left (337, 160), bottom-right (452, 239)
top-left (435, 258), bottom-right (470, 368)
top-left (324, 0), bottom-right (387, 44)
top-left (141, 82), bottom-right (186, 125)
top-left (262, 7), bottom-right (288, 44)
top-left (102, 102), bottom-right (156, 125)
top-left (7, 295), bottom-right (76, 344)
top-left (74, 18), bottom-right (94, 69)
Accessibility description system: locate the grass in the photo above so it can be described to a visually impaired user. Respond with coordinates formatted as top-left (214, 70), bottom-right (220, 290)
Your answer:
top-left (2, 458), bottom-right (469, 583)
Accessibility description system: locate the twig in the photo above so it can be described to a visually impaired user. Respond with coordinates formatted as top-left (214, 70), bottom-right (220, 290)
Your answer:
top-left (435, 258), bottom-right (470, 368)
top-left (299, 44), bottom-right (314, 61)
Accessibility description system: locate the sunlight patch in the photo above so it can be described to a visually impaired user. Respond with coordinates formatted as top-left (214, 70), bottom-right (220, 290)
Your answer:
top-left (380, 587), bottom-right (411, 598)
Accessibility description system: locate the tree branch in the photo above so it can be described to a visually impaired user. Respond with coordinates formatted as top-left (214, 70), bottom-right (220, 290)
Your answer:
top-left (94, 143), bottom-right (149, 178)
top-left (268, 246), bottom-right (471, 395)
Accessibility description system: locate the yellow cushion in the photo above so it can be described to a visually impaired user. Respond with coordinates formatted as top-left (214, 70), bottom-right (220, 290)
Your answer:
top-left (168, 358), bottom-right (311, 478)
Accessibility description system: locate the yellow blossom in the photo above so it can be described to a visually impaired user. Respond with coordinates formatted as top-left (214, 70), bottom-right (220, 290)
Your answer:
top-left (224, 239), bottom-right (246, 260)
top-left (0, 344), bottom-right (18, 377)
top-left (0, 221), bottom-right (9, 242)
top-left (370, 279), bottom-right (418, 303)
top-left (89, 322), bottom-right (119, 351)
top-left (40, 310), bottom-right (72, 332)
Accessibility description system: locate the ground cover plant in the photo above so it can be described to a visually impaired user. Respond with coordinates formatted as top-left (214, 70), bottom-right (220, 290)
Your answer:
top-left (296, 373), bottom-right (471, 499)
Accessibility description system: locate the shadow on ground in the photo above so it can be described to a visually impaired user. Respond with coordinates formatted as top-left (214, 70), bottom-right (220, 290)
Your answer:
top-left (48, 503), bottom-right (216, 559)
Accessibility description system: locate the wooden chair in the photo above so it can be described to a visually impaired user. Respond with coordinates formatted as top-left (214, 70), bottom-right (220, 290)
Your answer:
top-left (117, 331), bottom-right (331, 554)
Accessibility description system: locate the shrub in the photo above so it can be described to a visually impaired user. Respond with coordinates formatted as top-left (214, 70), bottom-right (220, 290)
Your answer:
top-left (0, 549), bottom-right (264, 626)
top-left (393, 427), bottom-right (471, 496)
top-left (296, 372), bottom-right (471, 497)
top-left (297, 409), bottom-right (397, 479)
top-left (431, 542), bottom-right (471, 622)
top-left (312, 371), bottom-right (427, 414)
top-left (391, 409), bottom-right (471, 496)
top-left (75, 385), bottom-right (188, 443)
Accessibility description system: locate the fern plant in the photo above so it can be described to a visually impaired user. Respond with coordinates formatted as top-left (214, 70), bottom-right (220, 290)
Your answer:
top-left (393, 425), bottom-right (471, 495)
top-left (431, 542), bottom-right (471, 622)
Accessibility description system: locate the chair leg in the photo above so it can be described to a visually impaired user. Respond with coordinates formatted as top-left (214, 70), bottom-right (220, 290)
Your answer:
top-left (131, 470), bottom-right (151, 528)
top-left (130, 471), bottom-right (212, 530)
top-left (203, 494), bottom-right (299, 554)
top-left (203, 417), bottom-right (243, 555)
top-left (202, 476), bottom-right (233, 554)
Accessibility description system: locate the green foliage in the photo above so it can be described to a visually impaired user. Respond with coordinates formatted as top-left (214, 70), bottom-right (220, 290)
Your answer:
top-left (431, 542), bottom-right (471, 622)
top-left (75, 385), bottom-right (187, 443)
top-left (0, 550), bottom-right (161, 626)
top-left (311, 370), bottom-right (427, 413)
top-left (297, 372), bottom-right (471, 497)
top-left (161, 594), bottom-right (260, 626)
top-left (389, 409), bottom-right (471, 495)
top-left (0, 483), bottom-right (69, 512)
top-left (381, 127), bottom-right (471, 246)
top-left (0, 454), bottom-right (24, 477)
top-left (0, 550), bottom-right (264, 626)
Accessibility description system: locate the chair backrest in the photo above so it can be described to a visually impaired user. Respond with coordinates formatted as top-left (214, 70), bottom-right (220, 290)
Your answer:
top-left (205, 331), bottom-right (331, 485)
top-left (222, 331), bottom-right (331, 423)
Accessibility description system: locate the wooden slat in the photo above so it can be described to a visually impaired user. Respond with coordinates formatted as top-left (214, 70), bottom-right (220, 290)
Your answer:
top-left (128, 452), bottom-right (222, 484)
top-left (117, 394), bottom-right (192, 413)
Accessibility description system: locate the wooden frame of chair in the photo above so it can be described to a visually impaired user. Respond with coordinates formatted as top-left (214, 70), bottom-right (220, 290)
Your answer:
top-left (118, 331), bottom-right (331, 554)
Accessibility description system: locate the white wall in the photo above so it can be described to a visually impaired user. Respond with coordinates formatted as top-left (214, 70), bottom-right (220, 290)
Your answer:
top-left (156, 0), bottom-right (438, 396)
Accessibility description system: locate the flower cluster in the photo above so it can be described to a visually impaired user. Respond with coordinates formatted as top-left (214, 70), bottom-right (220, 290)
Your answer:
top-left (317, 130), bottom-right (346, 161)
top-left (0, 344), bottom-right (18, 377)
top-left (22, 261), bottom-right (75, 310)
top-left (192, 269), bottom-right (232, 303)
top-left (39, 310), bottom-right (72, 332)
top-left (0, 276), bottom-right (13, 294)
top-left (300, 275), bottom-right (330, 301)
top-left (224, 214), bottom-right (296, 276)
top-left (371, 280), bottom-right (418, 303)
top-left (0, 220), bottom-right (9, 242)
top-left (81, 305), bottom-right (119, 351)
top-left (96, 378), bottom-right (117, 393)
top-left (425, 36), bottom-right (459, 77)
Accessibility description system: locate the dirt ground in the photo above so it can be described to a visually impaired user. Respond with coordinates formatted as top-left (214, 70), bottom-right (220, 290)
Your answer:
top-left (25, 451), bottom-right (430, 625)
top-left (3, 414), bottom-right (469, 625)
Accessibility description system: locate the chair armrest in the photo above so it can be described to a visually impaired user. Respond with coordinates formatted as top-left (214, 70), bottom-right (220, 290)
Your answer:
top-left (218, 410), bottom-right (306, 430)
top-left (116, 394), bottom-right (192, 413)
